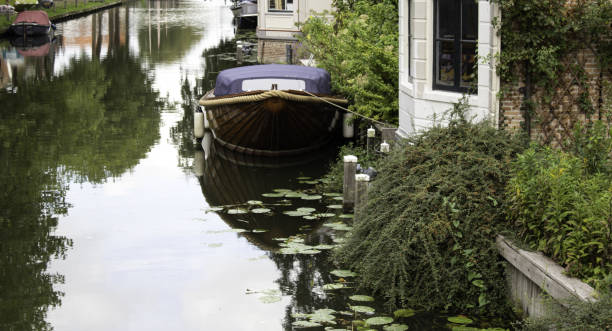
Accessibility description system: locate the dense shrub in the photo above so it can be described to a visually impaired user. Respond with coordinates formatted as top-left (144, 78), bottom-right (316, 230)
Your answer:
top-left (332, 111), bottom-right (523, 315)
top-left (507, 138), bottom-right (612, 285)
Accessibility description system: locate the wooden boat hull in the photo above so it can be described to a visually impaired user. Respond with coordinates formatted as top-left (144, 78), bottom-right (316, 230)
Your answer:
top-left (10, 23), bottom-right (51, 36)
top-left (203, 90), bottom-right (341, 156)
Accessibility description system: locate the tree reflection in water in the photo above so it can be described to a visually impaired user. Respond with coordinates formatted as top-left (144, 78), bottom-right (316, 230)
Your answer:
top-left (0, 6), bottom-right (163, 329)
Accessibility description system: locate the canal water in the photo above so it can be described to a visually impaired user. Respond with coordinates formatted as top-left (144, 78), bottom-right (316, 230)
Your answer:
top-left (0, 1), bottom-right (511, 330)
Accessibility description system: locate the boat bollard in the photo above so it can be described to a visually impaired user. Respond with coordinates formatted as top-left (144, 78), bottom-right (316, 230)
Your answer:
top-left (343, 155), bottom-right (357, 211)
top-left (194, 107), bottom-right (205, 139)
top-left (343, 113), bottom-right (354, 138)
top-left (355, 174), bottom-right (370, 221)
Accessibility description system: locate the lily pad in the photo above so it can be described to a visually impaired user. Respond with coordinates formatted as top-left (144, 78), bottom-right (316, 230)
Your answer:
top-left (292, 320), bottom-right (321, 328)
top-left (301, 194), bottom-right (323, 200)
top-left (296, 176), bottom-right (311, 180)
top-left (302, 180), bottom-right (319, 184)
top-left (324, 223), bottom-right (353, 231)
top-left (333, 196), bottom-right (344, 201)
top-left (314, 213), bottom-right (336, 218)
top-left (384, 324), bottom-right (409, 331)
top-left (227, 208), bottom-right (247, 214)
top-left (313, 244), bottom-right (336, 250)
top-left (262, 192), bottom-right (285, 198)
top-left (330, 269), bottom-right (357, 277)
top-left (322, 283), bottom-right (346, 290)
top-left (297, 207), bottom-right (316, 213)
top-left (339, 214), bottom-right (354, 219)
top-left (350, 305), bottom-right (375, 314)
top-left (327, 204), bottom-right (343, 209)
top-left (259, 295), bottom-right (282, 304)
top-left (365, 317), bottom-right (394, 326)
top-left (284, 210), bottom-right (311, 217)
top-left (247, 200), bottom-right (263, 205)
top-left (349, 295), bottom-right (375, 302)
top-left (252, 229), bottom-right (269, 233)
top-left (323, 192), bottom-right (342, 197)
top-left (302, 215), bottom-right (318, 220)
top-left (447, 316), bottom-right (473, 324)
top-left (205, 206), bottom-right (224, 212)
top-left (251, 208), bottom-right (271, 214)
top-left (285, 192), bottom-right (307, 198)
top-left (393, 309), bottom-right (415, 318)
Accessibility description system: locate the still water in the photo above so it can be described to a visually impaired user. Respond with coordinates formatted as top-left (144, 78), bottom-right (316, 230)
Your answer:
top-left (0, 1), bottom-right (509, 330)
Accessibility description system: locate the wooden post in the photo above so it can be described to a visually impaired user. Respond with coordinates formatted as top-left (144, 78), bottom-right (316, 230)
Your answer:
top-left (355, 174), bottom-right (370, 221)
top-left (381, 127), bottom-right (397, 144)
top-left (343, 155), bottom-right (357, 210)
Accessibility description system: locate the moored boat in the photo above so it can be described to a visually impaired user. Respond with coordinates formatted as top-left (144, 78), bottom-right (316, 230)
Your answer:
top-left (9, 10), bottom-right (54, 36)
top-left (199, 64), bottom-right (348, 156)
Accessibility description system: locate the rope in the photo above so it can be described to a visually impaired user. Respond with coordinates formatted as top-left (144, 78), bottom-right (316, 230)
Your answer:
top-left (198, 90), bottom-right (349, 107)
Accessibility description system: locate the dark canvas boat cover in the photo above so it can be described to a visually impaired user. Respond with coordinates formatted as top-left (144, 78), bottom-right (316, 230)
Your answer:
top-left (13, 11), bottom-right (50, 25)
top-left (214, 64), bottom-right (331, 96)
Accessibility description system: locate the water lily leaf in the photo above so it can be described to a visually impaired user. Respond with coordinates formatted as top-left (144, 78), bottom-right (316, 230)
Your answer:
top-left (262, 192), bottom-right (285, 198)
top-left (247, 200), bottom-right (263, 205)
top-left (309, 309), bottom-right (337, 324)
top-left (292, 320), bottom-right (321, 328)
top-left (301, 194), bottom-right (323, 200)
top-left (284, 210), bottom-right (310, 217)
top-left (447, 316), bottom-right (473, 324)
top-left (302, 180), bottom-right (319, 184)
top-left (323, 192), bottom-right (342, 197)
top-left (259, 295), bottom-right (281, 304)
top-left (273, 237), bottom-right (288, 241)
top-left (324, 223), bottom-right (353, 231)
top-left (296, 176), bottom-right (311, 180)
top-left (252, 229), bottom-right (269, 233)
top-left (227, 208), bottom-right (247, 214)
top-left (297, 207), bottom-right (316, 213)
top-left (333, 196), bottom-right (344, 201)
top-left (291, 313), bottom-right (310, 319)
top-left (393, 309), bottom-right (415, 318)
top-left (350, 305), bottom-right (375, 313)
top-left (315, 213), bottom-right (336, 218)
top-left (299, 249), bottom-right (321, 255)
top-left (205, 206), bottom-right (224, 212)
top-left (303, 215), bottom-right (318, 220)
top-left (251, 208), bottom-right (271, 214)
top-left (349, 295), bottom-right (375, 302)
top-left (332, 237), bottom-right (346, 243)
top-left (339, 214), bottom-right (354, 219)
top-left (313, 244), bottom-right (336, 250)
top-left (322, 283), bottom-right (346, 290)
top-left (327, 204), bottom-right (343, 209)
top-left (384, 323), bottom-right (409, 331)
top-left (330, 270), bottom-right (357, 277)
top-left (365, 317), bottom-right (394, 326)
top-left (273, 188), bottom-right (293, 193)
top-left (285, 192), bottom-right (308, 198)
top-left (208, 243), bottom-right (223, 247)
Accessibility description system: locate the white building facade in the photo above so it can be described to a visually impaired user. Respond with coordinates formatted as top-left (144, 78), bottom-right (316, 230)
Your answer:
top-left (398, 0), bottom-right (501, 137)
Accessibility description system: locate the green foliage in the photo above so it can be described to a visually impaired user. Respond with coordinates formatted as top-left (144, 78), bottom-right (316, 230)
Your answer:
top-left (318, 143), bottom-right (383, 193)
top-left (298, 0), bottom-right (398, 124)
top-left (516, 275), bottom-right (612, 330)
top-left (495, 0), bottom-right (612, 85)
top-left (333, 110), bottom-right (523, 315)
top-left (507, 141), bottom-right (612, 285)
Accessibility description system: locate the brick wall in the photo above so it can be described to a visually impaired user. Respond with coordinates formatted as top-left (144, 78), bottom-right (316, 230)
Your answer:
top-left (499, 48), bottom-right (610, 146)
top-left (257, 39), bottom-right (299, 64)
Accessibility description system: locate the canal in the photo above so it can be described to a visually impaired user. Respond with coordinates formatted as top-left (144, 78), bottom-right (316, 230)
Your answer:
top-left (0, 1), bottom-right (510, 330)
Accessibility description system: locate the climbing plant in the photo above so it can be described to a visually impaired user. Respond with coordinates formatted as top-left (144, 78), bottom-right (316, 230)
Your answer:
top-left (495, 0), bottom-right (612, 145)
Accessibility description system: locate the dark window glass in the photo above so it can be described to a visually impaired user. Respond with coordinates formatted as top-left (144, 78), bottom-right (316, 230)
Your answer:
top-left (434, 0), bottom-right (478, 92)
top-left (269, 0), bottom-right (289, 11)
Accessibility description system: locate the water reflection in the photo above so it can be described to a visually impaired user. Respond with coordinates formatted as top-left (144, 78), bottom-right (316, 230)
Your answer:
top-left (0, 5), bottom-right (162, 329)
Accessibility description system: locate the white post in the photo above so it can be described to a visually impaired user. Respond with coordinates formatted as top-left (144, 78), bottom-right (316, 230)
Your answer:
top-left (343, 155), bottom-right (358, 210)
top-left (194, 108), bottom-right (205, 139)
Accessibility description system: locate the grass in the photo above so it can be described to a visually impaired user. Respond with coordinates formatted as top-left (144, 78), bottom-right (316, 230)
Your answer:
top-left (1, 0), bottom-right (121, 34)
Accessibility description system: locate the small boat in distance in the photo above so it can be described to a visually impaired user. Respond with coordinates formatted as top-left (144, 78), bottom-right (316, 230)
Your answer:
top-left (9, 10), bottom-right (54, 36)
top-left (199, 64), bottom-right (348, 156)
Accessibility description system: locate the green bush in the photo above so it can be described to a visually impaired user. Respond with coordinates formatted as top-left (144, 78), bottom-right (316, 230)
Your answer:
top-left (507, 143), bottom-right (612, 285)
top-left (333, 111), bottom-right (523, 315)
top-left (298, 0), bottom-right (398, 124)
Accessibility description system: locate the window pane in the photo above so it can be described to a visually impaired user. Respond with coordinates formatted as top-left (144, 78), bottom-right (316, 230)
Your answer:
top-left (269, 0), bottom-right (285, 10)
top-left (460, 42), bottom-right (477, 87)
top-left (437, 40), bottom-right (455, 86)
top-left (438, 0), bottom-right (458, 39)
top-left (462, 0), bottom-right (477, 40)
top-left (286, 0), bottom-right (293, 10)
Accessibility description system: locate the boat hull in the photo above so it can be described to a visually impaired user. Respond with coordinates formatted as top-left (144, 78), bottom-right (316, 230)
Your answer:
top-left (10, 23), bottom-right (51, 36)
top-left (203, 90), bottom-right (341, 156)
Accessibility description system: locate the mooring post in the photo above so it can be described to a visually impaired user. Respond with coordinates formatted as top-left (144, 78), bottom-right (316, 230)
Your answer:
top-left (236, 41), bottom-right (243, 64)
top-left (343, 155), bottom-right (358, 210)
top-left (355, 174), bottom-right (370, 221)
top-left (194, 107), bottom-right (205, 139)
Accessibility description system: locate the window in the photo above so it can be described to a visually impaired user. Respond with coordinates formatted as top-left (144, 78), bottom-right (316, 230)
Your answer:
top-left (434, 0), bottom-right (477, 92)
top-left (269, 0), bottom-right (293, 11)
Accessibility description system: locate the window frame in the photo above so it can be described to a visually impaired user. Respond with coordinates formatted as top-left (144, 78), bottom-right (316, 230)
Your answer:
top-left (268, 0), bottom-right (293, 12)
top-left (433, 0), bottom-right (478, 93)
